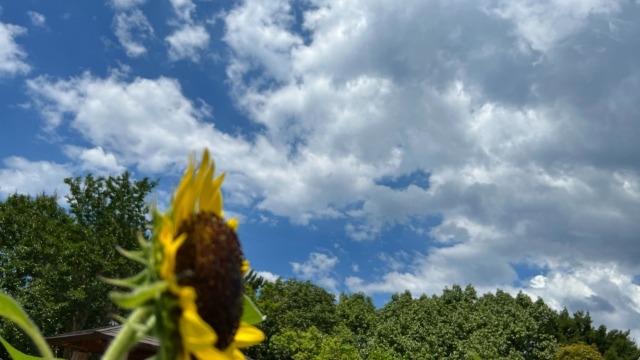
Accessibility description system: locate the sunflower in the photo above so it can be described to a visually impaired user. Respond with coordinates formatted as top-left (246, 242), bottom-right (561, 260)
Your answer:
top-left (104, 149), bottom-right (265, 360)
top-left (157, 149), bottom-right (265, 360)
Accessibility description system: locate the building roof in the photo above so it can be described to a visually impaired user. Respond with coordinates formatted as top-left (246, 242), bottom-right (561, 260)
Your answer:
top-left (46, 325), bottom-right (158, 359)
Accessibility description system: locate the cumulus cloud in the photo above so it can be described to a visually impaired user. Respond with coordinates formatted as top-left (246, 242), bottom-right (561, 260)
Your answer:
top-left (27, 11), bottom-right (46, 28)
top-left (224, 0), bottom-right (302, 82)
top-left (493, 0), bottom-right (625, 52)
top-left (0, 157), bottom-right (72, 198)
top-left (26, 72), bottom-right (236, 173)
top-left (0, 21), bottom-right (30, 76)
top-left (169, 0), bottom-right (196, 23)
top-left (165, 24), bottom-right (209, 62)
top-left (256, 271), bottom-right (279, 282)
top-left (113, 9), bottom-right (154, 57)
top-left (109, 0), bottom-right (147, 10)
top-left (291, 252), bottom-right (339, 292)
top-left (164, 0), bottom-right (210, 62)
top-left (64, 145), bottom-right (125, 174)
top-left (523, 265), bottom-right (640, 340)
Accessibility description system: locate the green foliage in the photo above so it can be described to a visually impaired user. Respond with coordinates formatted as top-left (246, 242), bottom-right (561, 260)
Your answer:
top-left (270, 325), bottom-right (361, 360)
top-left (555, 342), bottom-right (604, 360)
top-left (257, 279), bottom-right (339, 336)
top-left (0, 292), bottom-right (56, 359)
top-left (0, 172), bottom-right (157, 355)
top-left (336, 292), bottom-right (377, 358)
top-left (245, 280), bottom-right (639, 360)
top-left (244, 279), bottom-right (340, 360)
top-left (245, 269), bottom-right (267, 295)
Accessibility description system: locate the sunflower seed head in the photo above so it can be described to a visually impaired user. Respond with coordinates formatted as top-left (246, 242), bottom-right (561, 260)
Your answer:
top-left (176, 212), bottom-right (243, 350)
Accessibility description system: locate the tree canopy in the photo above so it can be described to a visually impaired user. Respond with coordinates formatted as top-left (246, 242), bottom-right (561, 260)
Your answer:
top-left (245, 281), bottom-right (639, 360)
top-left (0, 172), bottom-right (157, 355)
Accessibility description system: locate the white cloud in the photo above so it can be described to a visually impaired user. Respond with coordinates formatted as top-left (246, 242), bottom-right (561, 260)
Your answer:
top-left (0, 21), bottom-right (30, 76)
top-left (169, 0), bottom-right (196, 23)
top-left (109, 0), bottom-right (147, 10)
top-left (222, 0), bottom-right (640, 250)
top-left (378, 251), bottom-right (410, 272)
top-left (164, 0), bottom-right (210, 62)
top-left (113, 9), bottom-right (154, 57)
top-left (165, 24), bottom-right (209, 62)
top-left (291, 252), bottom-right (339, 292)
top-left (27, 11), bottom-right (46, 28)
top-left (64, 146), bottom-right (125, 174)
top-left (224, 0), bottom-right (302, 82)
top-left (522, 265), bottom-right (640, 341)
top-left (256, 271), bottom-right (279, 282)
top-left (0, 157), bottom-right (72, 198)
top-left (23, 72), bottom-right (369, 225)
top-left (26, 72), bottom-right (242, 173)
top-left (492, 0), bottom-right (624, 52)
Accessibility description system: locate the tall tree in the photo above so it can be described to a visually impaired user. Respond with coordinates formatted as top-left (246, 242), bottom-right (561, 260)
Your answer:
top-left (336, 292), bottom-right (377, 357)
top-left (0, 172), bottom-right (157, 355)
top-left (245, 278), bottom-right (340, 360)
top-left (555, 343), bottom-right (604, 360)
top-left (60, 172), bottom-right (157, 332)
top-left (0, 193), bottom-right (76, 353)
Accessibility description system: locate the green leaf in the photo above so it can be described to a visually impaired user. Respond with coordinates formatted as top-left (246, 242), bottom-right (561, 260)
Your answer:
top-left (100, 270), bottom-right (150, 289)
top-left (116, 246), bottom-right (148, 265)
top-left (0, 293), bottom-right (56, 359)
top-left (0, 336), bottom-right (51, 360)
top-left (241, 294), bottom-right (265, 325)
top-left (109, 281), bottom-right (169, 309)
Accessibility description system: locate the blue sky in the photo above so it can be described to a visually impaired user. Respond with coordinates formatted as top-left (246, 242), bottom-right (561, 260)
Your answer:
top-left (2, 0), bottom-right (640, 339)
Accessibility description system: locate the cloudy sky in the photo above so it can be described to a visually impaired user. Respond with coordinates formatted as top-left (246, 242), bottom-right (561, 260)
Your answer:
top-left (2, 0), bottom-right (640, 340)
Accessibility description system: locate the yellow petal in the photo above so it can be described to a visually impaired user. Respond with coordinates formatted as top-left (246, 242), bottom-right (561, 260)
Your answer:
top-left (231, 348), bottom-right (246, 360)
top-left (192, 151), bottom-right (211, 208)
top-left (160, 233), bottom-right (186, 281)
top-left (211, 191), bottom-right (223, 217)
top-left (227, 218), bottom-right (239, 232)
top-left (180, 308), bottom-right (217, 349)
top-left (200, 173), bottom-right (225, 215)
top-left (173, 170), bottom-right (194, 230)
top-left (191, 346), bottom-right (236, 360)
top-left (233, 323), bottom-right (266, 348)
top-left (198, 164), bottom-right (216, 212)
top-left (179, 288), bottom-right (219, 351)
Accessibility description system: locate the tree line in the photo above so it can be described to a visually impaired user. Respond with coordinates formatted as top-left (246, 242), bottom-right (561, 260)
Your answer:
top-left (243, 277), bottom-right (640, 360)
top-left (1, 172), bottom-right (638, 359)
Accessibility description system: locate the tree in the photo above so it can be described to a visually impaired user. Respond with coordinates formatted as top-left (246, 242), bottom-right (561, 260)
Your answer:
top-left (270, 325), bottom-right (361, 360)
top-left (256, 278), bottom-right (339, 336)
top-left (600, 329), bottom-right (640, 360)
top-left (555, 343), bottom-right (604, 360)
top-left (336, 292), bottom-right (377, 358)
top-left (245, 269), bottom-right (267, 296)
top-left (0, 193), bottom-right (76, 354)
top-left (372, 286), bottom-right (559, 360)
top-left (0, 172), bottom-right (157, 355)
top-left (245, 279), bottom-right (339, 360)
top-left (59, 172), bottom-right (157, 332)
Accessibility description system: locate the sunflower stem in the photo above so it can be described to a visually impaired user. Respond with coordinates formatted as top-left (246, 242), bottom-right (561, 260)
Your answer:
top-left (103, 306), bottom-right (152, 360)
